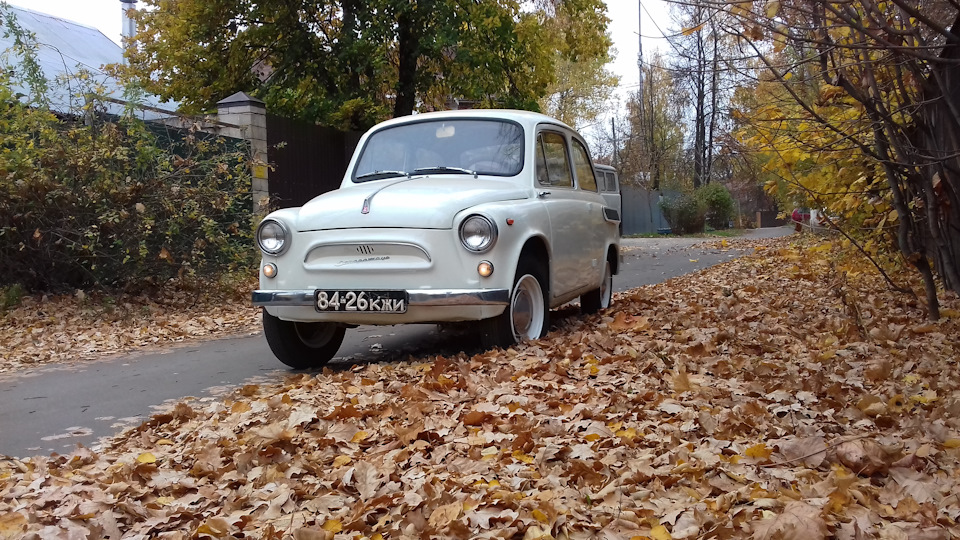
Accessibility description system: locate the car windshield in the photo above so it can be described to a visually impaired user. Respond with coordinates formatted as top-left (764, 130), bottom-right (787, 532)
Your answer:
top-left (353, 119), bottom-right (524, 182)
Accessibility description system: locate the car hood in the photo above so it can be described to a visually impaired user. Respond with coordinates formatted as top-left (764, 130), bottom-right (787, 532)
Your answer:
top-left (295, 176), bottom-right (528, 231)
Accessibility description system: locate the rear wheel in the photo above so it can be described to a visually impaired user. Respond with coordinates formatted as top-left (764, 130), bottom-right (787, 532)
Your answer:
top-left (262, 309), bottom-right (345, 369)
top-left (481, 258), bottom-right (549, 348)
top-left (580, 259), bottom-right (613, 314)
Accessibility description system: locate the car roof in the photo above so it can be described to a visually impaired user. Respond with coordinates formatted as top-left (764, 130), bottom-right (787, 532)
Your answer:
top-left (368, 109), bottom-right (577, 134)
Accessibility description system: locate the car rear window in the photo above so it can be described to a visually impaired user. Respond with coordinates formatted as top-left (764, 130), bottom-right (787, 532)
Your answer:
top-left (571, 140), bottom-right (597, 192)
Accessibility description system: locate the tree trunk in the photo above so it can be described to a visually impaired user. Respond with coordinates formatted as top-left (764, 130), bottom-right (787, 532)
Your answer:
top-left (692, 24), bottom-right (706, 189)
top-left (917, 12), bottom-right (960, 294)
top-left (394, 8), bottom-right (419, 118)
top-left (706, 21), bottom-right (719, 185)
top-left (341, 0), bottom-right (361, 92)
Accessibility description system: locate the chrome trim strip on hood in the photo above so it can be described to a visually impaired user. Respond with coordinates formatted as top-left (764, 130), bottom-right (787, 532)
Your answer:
top-left (361, 176), bottom-right (421, 214)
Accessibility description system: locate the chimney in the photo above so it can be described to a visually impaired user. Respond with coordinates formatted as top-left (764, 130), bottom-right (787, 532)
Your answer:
top-left (121, 0), bottom-right (137, 42)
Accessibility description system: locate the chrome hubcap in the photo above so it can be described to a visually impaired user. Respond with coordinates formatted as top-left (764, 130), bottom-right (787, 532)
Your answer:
top-left (511, 274), bottom-right (543, 341)
top-left (600, 262), bottom-right (612, 308)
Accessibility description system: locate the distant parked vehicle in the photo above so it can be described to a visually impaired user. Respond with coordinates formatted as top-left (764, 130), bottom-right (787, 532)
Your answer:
top-left (252, 110), bottom-right (622, 368)
top-left (594, 164), bottom-right (622, 235)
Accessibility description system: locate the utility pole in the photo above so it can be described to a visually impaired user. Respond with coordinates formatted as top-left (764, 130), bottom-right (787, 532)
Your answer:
top-left (638, 0), bottom-right (644, 106)
top-left (637, 0), bottom-right (648, 183)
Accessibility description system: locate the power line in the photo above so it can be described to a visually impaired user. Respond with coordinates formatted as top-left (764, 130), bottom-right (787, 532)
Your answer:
top-left (639, 0), bottom-right (687, 59)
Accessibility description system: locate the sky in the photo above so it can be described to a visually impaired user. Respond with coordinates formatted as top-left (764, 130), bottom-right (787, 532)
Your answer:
top-left (604, 0), bottom-right (672, 102)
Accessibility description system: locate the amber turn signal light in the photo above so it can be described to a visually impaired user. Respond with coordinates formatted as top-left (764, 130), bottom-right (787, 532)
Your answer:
top-left (478, 261), bottom-right (494, 277)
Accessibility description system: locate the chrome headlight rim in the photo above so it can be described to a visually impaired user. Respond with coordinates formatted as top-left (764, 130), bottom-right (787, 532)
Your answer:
top-left (256, 218), bottom-right (289, 255)
top-left (459, 214), bottom-right (498, 253)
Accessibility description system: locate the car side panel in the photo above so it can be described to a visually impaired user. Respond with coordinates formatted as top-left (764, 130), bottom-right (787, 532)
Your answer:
top-left (541, 189), bottom-right (603, 298)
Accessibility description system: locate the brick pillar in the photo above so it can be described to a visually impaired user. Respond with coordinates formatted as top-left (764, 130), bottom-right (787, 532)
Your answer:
top-left (216, 92), bottom-right (269, 212)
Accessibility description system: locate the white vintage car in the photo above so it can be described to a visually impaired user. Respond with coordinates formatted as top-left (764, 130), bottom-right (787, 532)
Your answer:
top-left (252, 110), bottom-right (621, 368)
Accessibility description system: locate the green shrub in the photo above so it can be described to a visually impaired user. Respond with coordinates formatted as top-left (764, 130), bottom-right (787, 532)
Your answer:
top-left (696, 183), bottom-right (736, 230)
top-left (659, 192), bottom-right (706, 234)
top-left (0, 9), bottom-right (255, 292)
top-left (0, 283), bottom-right (24, 312)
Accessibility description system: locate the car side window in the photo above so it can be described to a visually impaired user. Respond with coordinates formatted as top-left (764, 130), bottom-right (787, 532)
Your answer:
top-left (536, 131), bottom-right (573, 188)
top-left (571, 140), bottom-right (598, 192)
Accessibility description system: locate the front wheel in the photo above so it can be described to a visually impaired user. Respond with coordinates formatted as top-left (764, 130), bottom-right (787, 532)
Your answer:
top-left (261, 309), bottom-right (346, 369)
top-left (580, 259), bottom-right (613, 314)
top-left (481, 258), bottom-right (549, 348)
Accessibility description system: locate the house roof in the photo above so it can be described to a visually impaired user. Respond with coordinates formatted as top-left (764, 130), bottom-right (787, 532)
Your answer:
top-left (0, 4), bottom-right (178, 119)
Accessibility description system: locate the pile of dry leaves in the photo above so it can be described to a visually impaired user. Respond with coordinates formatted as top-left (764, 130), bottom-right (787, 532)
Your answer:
top-left (2, 237), bottom-right (959, 540)
top-left (0, 280), bottom-right (261, 375)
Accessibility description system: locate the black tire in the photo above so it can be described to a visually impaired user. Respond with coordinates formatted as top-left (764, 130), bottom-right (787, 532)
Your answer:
top-left (581, 259), bottom-right (613, 314)
top-left (261, 309), bottom-right (345, 369)
top-left (481, 258), bottom-right (549, 348)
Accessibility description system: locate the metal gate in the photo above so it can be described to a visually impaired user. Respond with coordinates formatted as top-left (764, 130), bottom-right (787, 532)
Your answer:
top-left (266, 114), bottom-right (362, 208)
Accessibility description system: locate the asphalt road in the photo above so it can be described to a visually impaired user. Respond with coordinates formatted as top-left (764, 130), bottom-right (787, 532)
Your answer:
top-left (0, 227), bottom-right (792, 459)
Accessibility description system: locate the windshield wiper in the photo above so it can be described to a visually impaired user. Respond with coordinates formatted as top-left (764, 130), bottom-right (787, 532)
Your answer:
top-left (355, 170), bottom-right (410, 181)
top-left (411, 166), bottom-right (477, 178)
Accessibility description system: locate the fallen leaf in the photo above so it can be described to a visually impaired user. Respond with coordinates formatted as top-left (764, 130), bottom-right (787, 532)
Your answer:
top-left (349, 461), bottom-right (382, 499)
top-left (463, 411), bottom-right (491, 425)
top-left (778, 437), bottom-right (827, 468)
top-left (293, 527), bottom-right (332, 540)
top-left (745, 443), bottom-right (773, 460)
top-left (0, 512), bottom-right (28, 540)
top-left (651, 524), bottom-right (672, 540)
top-left (196, 517), bottom-right (231, 537)
top-left (752, 501), bottom-right (828, 540)
top-left (835, 439), bottom-right (888, 476)
top-left (429, 502), bottom-right (462, 529)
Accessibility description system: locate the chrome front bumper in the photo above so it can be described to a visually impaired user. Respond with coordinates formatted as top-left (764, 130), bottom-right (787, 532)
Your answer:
top-left (252, 289), bottom-right (510, 308)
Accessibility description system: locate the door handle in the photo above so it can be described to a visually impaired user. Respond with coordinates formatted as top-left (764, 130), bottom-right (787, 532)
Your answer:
top-left (538, 191), bottom-right (551, 198)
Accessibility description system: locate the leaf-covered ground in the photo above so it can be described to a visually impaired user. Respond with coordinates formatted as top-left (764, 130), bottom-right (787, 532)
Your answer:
top-left (2, 237), bottom-right (959, 540)
top-left (0, 282), bottom-right (261, 376)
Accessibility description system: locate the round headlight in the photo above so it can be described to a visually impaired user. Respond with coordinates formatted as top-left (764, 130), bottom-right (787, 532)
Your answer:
top-left (257, 219), bottom-right (288, 255)
top-left (459, 215), bottom-right (497, 253)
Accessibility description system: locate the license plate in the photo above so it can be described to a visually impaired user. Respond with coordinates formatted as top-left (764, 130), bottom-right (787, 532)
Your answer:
top-left (315, 290), bottom-right (407, 313)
